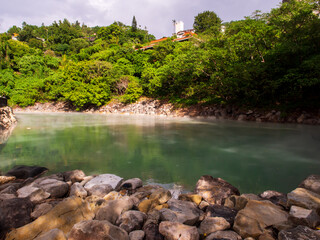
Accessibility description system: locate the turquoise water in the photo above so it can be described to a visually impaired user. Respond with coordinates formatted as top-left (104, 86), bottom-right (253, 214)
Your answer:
top-left (0, 113), bottom-right (319, 194)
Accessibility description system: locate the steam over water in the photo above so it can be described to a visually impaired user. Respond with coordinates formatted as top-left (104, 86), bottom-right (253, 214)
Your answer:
top-left (1, 113), bottom-right (319, 193)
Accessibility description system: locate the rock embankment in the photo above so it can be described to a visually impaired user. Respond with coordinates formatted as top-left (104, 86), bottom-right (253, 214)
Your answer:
top-left (0, 166), bottom-right (320, 240)
top-left (0, 107), bottom-right (16, 130)
top-left (14, 99), bottom-right (320, 125)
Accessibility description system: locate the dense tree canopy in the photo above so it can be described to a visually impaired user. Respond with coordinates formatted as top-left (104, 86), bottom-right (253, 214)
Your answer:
top-left (0, 0), bottom-right (319, 112)
top-left (193, 10), bottom-right (222, 34)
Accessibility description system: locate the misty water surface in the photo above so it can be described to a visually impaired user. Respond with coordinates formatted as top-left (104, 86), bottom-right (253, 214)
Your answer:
top-left (0, 113), bottom-right (319, 193)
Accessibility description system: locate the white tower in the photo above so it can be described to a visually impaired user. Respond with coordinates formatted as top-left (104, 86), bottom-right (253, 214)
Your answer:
top-left (174, 21), bottom-right (184, 34)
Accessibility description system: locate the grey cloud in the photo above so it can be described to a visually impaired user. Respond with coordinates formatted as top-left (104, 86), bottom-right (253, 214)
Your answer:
top-left (0, 0), bottom-right (281, 38)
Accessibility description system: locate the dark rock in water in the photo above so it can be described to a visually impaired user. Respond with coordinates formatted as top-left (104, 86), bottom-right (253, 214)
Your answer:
top-left (206, 204), bottom-right (238, 226)
top-left (298, 174), bottom-right (320, 195)
top-left (6, 165), bottom-right (48, 179)
top-left (0, 197), bottom-right (34, 239)
top-left (278, 225), bottom-right (320, 240)
top-left (195, 175), bottom-right (240, 205)
top-left (143, 223), bottom-right (164, 240)
top-left (68, 220), bottom-right (129, 240)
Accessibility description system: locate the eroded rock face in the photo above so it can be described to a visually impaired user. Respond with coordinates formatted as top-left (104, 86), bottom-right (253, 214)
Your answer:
top-left (278, 225), bottom-right (320, 240)
top-left (6, 197), bottom-right (95, 240)
top-left (159, 221), bottom-right (199, 240)
top-left (68, 220), bottom-right (129, 240)
top-left (0, 106), bottom-right (16, 130)
top-left (195, 176), bottom-right (240, 205)
top-left (233, 200), bottom-right (289, 239)
top-left (0, 197), bottom-right (34, 238)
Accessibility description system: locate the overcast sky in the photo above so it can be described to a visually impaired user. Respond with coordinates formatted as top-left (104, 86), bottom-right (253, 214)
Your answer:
top-left (0, 0), bottom-right (282, 38)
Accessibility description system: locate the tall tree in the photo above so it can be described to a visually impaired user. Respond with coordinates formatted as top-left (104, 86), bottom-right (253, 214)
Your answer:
top-left (193, 11), bottom-right (222, 34)
top-left (132, 16), bottom-right (137, 32)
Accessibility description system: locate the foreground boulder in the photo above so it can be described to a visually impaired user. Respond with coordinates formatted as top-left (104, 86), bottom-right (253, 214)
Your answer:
top-left (278, 225), bottom-right (320, 240)
top-left (195, 176), bottom-right (240, 205)
top-left (0, 197), bottom-right (34, 239)
top-left (289, 205), bottom-right (320, 228)
top-left (6, 197), bottom-right (95, 240)
top-left (159, 221), bottom-right (199, 240)
top-left (287, 187), bottom-right (320, 211)
top-left (33, 228), bottom-right (67, 240)
top-left (233, 200), bottom-right (289, 238)
top-left (68, 220), bottom-right (129, 240)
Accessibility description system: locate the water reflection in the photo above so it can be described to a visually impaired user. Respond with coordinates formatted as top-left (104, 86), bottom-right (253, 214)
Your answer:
top-left (0, 113), bottom-right (319, 194)
top-left (0, 124), bottom-right (16, 153)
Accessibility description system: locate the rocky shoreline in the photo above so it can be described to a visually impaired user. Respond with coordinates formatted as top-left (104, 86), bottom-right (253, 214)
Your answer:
top-left (13, 99), bottom-right (320, 125)
top-left (0, 166), bottom-right (319, 240)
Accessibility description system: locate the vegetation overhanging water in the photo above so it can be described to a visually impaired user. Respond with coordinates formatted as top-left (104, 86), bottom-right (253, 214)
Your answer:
top-left (0, 112), bottom-right (319, 194)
